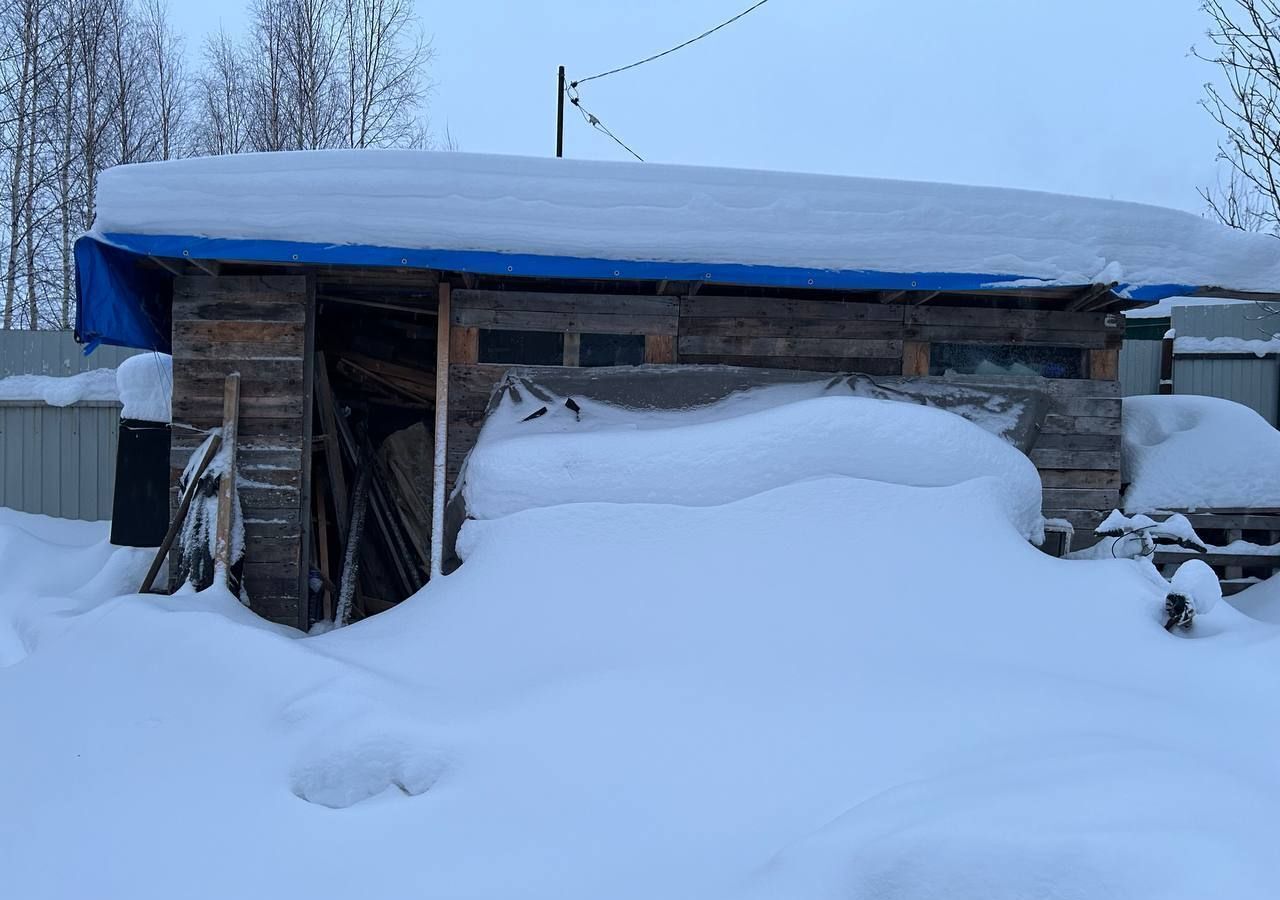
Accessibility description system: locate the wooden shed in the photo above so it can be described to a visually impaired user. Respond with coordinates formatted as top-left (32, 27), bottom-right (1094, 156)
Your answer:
top-left (73, 150), bottom-right (1280, 628)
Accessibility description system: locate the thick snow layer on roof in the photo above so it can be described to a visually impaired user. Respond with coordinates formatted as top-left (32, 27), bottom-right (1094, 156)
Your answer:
top-left (3, 462), bottom-right (1280, 897)
top-left (461, 388), bottom-right (1045, 541)
top-left (90, 150), bottom-right (1280, 296)
top-left (1123, 395), bottom-right (1280, 512)
top-left (0, 368), bottom-right (118, 405)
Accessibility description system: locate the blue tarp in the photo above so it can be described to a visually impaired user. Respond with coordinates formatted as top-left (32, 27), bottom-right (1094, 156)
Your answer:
top-left (75, 237), bottom-right (173, 353)
top-left (73, 232), bottom-right (1182, 353)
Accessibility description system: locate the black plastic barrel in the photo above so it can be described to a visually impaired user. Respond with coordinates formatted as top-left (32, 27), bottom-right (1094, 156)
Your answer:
top-left (109, 418), bottom-right (172, 548)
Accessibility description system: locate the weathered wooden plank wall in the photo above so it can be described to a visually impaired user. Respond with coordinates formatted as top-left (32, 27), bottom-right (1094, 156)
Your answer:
top-left (169, 275), bottom-right (314, 627)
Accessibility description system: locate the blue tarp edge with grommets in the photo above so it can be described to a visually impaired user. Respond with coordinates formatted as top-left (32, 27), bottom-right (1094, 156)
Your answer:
top-left (72, 231), bottom-right (1182, 354)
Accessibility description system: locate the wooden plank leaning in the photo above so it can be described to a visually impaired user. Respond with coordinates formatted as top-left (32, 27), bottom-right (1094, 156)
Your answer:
top-left (214, 372), bottom-right (241, 580)
top-left (138, 432), bottom-right (223, 594)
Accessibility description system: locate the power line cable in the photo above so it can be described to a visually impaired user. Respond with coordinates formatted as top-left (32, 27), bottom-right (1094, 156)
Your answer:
top-left (564, 83), bottom-right (645, 162)
top-left (571, 0), bottom-right (771, 87)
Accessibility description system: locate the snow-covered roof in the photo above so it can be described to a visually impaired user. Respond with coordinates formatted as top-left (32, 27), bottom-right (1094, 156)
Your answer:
top-left (76, 150), bottom-right (1280, 350)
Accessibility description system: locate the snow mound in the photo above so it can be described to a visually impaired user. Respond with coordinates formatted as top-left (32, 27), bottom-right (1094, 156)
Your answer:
top-left (116, 352), bottom-right (172, 422)
top-left (0, 367), bottom-right (118, 406)
top-left (1170, 559), bottom-right (1222, 616)
top-left (2, 440), bottom-right (1279, 896)
top-left (92, 149), bottom-right (1280, 296)
top-left (1123, 395), bottom-right (1280, 511)
top-left (1229, 575), bottom-right (1280, 624)
top-left (463, 392), bottom-right (1046, 541)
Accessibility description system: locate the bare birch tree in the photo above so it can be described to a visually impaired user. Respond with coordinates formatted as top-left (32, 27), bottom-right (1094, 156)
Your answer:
top-left (344, 0), bottom-right (432, 148)
top-left (141, 0), bottom-right (186, 160)
top-left (1196, 0), bottom-right (1280, 234)
top-left (195, 28), bottom-right (248, 156)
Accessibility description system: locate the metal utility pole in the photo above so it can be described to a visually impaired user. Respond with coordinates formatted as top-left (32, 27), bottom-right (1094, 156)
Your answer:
top-left (556, 66), bottom-right (565, 158)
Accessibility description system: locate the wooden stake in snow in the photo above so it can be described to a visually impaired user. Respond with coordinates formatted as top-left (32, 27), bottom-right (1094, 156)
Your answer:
top-left (430, 282), bottom-right (451, 579)
top-left (214, 372), bottom-right (241, 580)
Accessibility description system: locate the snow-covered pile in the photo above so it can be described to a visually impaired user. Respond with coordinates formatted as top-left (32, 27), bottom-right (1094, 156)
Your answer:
top-left (1123, 395), bottom-right (1280, 511)
top-left (3, 396), bottom-right (1280, 899)
top-left (92, 150), bottom-right (1280, 296)
top-left (115, 352), bottom-right (172, 422)
top-left (461, 387), bottom-right (1046, 541)
top-left (0, 367), bottom-right (118, 406)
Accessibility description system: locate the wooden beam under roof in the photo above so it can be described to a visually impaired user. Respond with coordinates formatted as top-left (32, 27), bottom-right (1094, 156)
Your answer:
top-left (1066, 282), bottom-right (1119, 312)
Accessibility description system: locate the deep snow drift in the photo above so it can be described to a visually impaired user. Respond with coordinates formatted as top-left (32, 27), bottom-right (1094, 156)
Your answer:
top-left (1123, 394), bottom-right (1280, 511)
top-left (3, 394), bottom-right (1280, 899)
top-left (90, 149), bottom-right (1280, 296)
top-left (462, 389), bottom-right (1045, 540)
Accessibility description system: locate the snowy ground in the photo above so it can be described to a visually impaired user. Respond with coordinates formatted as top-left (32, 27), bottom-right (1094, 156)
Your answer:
top-left (3, 395), bottom-right (1280, 899)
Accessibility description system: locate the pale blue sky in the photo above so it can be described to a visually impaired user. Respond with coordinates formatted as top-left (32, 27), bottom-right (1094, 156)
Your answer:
top-left (170, 0), bottom-right (1224, 214)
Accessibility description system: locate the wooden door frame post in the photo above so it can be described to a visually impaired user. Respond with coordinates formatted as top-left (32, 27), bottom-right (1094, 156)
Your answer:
top-left (430, 282), bottom-right (451, 579)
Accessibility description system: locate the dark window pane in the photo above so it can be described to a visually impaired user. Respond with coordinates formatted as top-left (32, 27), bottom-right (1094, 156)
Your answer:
top-left (478, 329), bottom-right (564, 365)
top-left (929, 343), bottom-right (1085, 379)
top-left (580, 333), bottom-right (645, 367)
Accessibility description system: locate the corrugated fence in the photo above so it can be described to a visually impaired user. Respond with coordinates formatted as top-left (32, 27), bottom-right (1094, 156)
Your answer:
top-left (0, 330), bottom-right (137, 520)
top-left (1121, 303), bottom-right (1280, 425)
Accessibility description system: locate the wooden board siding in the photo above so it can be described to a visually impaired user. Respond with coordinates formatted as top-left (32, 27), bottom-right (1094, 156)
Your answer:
top-left (169, 275), bottom-right (314, 627)
top-left (679, 296), bottom-right (904, 374)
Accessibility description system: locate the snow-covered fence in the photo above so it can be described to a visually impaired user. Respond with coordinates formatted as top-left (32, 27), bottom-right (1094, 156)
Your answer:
top-left (0, 331), bottom-right (138, 521)
top-left (1120, 304), bottom-right (1280, 425)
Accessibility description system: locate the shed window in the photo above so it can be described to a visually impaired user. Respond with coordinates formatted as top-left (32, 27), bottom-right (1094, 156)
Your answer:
top-left (478, 329), bottom-right (564, 365)
top-left (929, 343), bottom-right (1085, 379)
top-left (477, 329), bottom-right (646, 367)
top-left (581, 333), bottom-right (645, 367)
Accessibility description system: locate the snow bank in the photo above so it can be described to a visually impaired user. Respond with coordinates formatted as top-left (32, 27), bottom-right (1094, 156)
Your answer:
top-left (1123, 395), bottom-right (1280, 512)
top-left (0, 368), bottom-right (118, 406)
top-left (115, 352), bottom-right (172, 421)
top-left (461, 390), bottom-right (1045, 541)
top-left (91, 150), bottom-right (1280, 296)
top-left (1228, 575), bottom-right (1280, 624)
top-left (2, 472), bottom-right (1279, 898)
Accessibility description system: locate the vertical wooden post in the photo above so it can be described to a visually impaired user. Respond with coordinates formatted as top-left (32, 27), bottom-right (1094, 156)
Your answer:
top-left (556, 66), bottom-right (566, 158)
top-left (430, 282), bottom-right (451, 579)
top-left (563, 332), bottom-right (581, 366)
top-left (1160, 334), bottom-right (1175, 395)
top-left (214, 372), bottom-right (241, 579)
